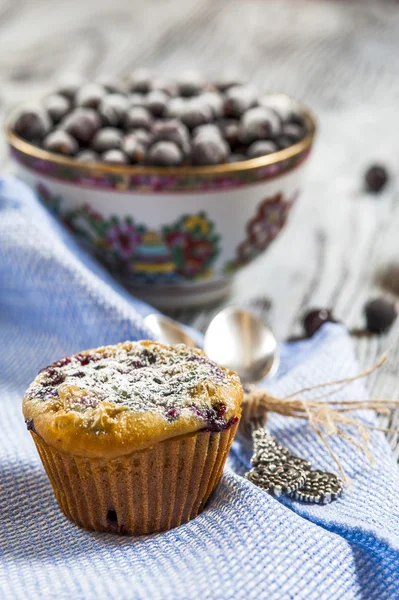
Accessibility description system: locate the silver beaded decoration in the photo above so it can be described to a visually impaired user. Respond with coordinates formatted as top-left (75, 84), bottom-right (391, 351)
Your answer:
top-left (245, 427), bottom-right (343, 504)
top-left (246, 463), bottom-right (307, 497)
top-left (287, 470), bottom-right (344, 504)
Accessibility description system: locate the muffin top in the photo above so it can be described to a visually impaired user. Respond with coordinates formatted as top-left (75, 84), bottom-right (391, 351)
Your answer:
top-left (23, 341), bottom-right (243, 457)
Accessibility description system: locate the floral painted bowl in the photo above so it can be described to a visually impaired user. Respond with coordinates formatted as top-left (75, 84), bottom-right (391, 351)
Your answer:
top-left (5, 96), bottom-right (316, 309)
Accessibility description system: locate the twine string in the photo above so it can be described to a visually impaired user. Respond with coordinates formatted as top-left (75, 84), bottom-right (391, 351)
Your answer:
top-left (241, 355), bottom-right (399, 484)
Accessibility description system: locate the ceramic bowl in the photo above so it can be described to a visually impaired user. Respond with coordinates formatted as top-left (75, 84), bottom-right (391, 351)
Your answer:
top-left (5, 95), bottom-right (316, 309)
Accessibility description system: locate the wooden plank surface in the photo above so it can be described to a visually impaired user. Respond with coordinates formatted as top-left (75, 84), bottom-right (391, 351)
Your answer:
top-left (1, 0), bottom-right (399, 457)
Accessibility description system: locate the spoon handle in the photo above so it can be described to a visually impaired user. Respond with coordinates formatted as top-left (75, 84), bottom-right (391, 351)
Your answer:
top-left (245, 425), bottom-right (343, 504)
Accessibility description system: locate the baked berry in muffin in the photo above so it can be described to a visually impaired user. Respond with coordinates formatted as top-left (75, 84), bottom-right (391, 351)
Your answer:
top-left (23, 341), bottom-right (242, 535)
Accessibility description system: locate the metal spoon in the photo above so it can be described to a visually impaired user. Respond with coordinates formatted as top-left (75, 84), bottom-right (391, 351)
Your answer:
top-left (145, 307), bottom-right (279, 383)
top-left (203, 306), bottom-right (279, 384)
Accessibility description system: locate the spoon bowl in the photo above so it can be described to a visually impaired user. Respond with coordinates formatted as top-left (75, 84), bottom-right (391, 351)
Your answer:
top-left (203, 307), bottom-right (279, 384)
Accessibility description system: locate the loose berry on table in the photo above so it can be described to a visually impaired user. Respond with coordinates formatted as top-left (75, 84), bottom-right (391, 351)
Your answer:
top-left (365, 165), bottom-right (389, 193)
top-left (364, 297), bottom-right (397, 333)
top-left (303, 308), bottom-right (336, 337)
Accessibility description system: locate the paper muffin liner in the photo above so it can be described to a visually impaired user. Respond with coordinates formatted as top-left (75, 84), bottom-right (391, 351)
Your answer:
top-left (32, 423), bottom-right (238, 535)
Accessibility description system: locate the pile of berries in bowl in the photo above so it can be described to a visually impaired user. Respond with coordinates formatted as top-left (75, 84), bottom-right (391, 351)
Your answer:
top-left (11, 70), bottom-right (309, 167)
top-left (6, 70), bottom-right (316, 309)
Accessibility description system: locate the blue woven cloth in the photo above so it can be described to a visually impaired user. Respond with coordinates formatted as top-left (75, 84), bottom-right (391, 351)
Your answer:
top-left (1, 176), bottom-right (399, 600)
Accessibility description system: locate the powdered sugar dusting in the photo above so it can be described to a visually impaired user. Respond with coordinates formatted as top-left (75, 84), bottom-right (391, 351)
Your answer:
top-left (27, 342), bottom-right (235, 423)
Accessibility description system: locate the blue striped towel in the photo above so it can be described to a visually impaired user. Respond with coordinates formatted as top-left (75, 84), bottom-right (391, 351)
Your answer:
top-left (1, 176), bottom-right (398, 599)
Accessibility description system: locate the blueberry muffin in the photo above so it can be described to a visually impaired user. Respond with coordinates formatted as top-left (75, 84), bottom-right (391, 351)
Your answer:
top-left (23, 341), bottom-right (243, 535)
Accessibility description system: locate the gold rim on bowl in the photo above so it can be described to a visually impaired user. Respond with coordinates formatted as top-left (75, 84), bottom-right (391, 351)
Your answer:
top-left (4, 96), bottom-right (317, 178)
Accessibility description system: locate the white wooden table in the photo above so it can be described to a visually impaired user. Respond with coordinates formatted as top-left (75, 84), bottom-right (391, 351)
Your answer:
top-left (2, 0), bottom-right (399, 457)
